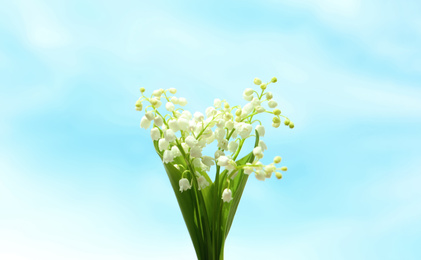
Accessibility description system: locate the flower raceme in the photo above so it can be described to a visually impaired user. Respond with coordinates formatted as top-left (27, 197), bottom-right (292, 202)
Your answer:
top-left (136, 77), bottom-right (293, 203)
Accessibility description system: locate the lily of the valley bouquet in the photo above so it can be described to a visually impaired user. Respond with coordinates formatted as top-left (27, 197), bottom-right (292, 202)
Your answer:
top-left (135, 77), bottom-right (294, 260)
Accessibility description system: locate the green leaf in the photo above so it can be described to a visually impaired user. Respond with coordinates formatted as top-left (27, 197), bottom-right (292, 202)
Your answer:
top-left (153, 141), bottom-right (205, 260)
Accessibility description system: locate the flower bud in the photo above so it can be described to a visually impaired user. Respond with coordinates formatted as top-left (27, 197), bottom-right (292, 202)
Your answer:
top-left (268, 100), bottom-right (278, 108)
top-left (271, 77), bottom-right (277, 83)
top-left (256, 106), bottom-right (265, 113)
top-left (273, 156), bottom-right (282, 164)
top-left (140, 87), bottom-right (146, 93)
top-left (235, 109), bottom-right (242, 117)
top-left (243, 94), bottom-right (253, 101)
top-left (154, 116), bottom-right (163, 127)
top-left (272, 122), bottom-right (280, 128)
top-left (260, 83), bottom-right (267, 90)
top-left (165, 102), bottom-right (175, 112)
top-left (289, 123), bottom-right (294, 129)
top-left (273, 109), bottom-right (281, 116)
top-left (235, 116), bottom-right (241, 122)
top-left (284, 119), bottom-right (290, 126)
top-left (272, 117), bottom-right (280, 124)
top-left (224, 102), bottom-right (230, 109)
top-left (171, 96), bottom-right (179, 104)
top-left (275, 172), bottom-right (283, 179)
top-left (214, 98), bottom-right (222, 108)
top-left (281, 166), bottom-right (288, 171)
top-left (266, 92), bottom-right (273, 100)
top-left (178, 97), bottom-right (188, 106)
top-left (169, 88), bottom-right (177, 94)
top-left (254, 78), bottom-right (262, 85)
top-left (244, 88), bottom-right (254, 96)
top-left (150, 98), bottom-right (158, 106)
top-left (225, 121), bottom-right (234, 130)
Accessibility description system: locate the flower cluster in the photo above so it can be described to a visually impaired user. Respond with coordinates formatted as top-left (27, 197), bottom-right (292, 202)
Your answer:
top-left (136, 77), bottom-right (293, 203)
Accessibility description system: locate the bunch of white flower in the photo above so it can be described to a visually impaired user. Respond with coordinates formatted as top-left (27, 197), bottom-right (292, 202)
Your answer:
top-left (135, 77), bottom-right (293, 203)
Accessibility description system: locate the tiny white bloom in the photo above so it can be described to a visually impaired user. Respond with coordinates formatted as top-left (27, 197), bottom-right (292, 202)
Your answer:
top-left (255, 170), bottom-right (266, 181)
top-left (140, 116), bottom-right (151, 129)
top-left (202, 156), bottom-right (214, 167)
top-left (177, 117), bottom-right (189, 131)
top-left (171, 145), bottom-right (181, 157)
top-left (194, 112), bottom-right (204, 122)
top-left (244, 163), bottom-right (254, 175)
top-left (145, 111), bottom-right (155, 121)
top-left (264, 164), bottom-right (276, 174)
top-left (164, 129), bottom-right (176, 142)
top-left (268, 100), bottom-right (278, 108)
top-left (205, 107), bottom-right (216, 118)
top-left (150, 127), bottom-right (160, 140)
top-left (242, 103), bottom-right (254, 115)
top-left (152, 90), bottom-right (162, 97)
top-left (214, 98), bottom-right (221, 108)
top-left (185, 136), bottom-right (198, 147)
top-left (158, 138), bottom-right (169, 151)
top-left (222, 188), bottom-right (233, 202)
top-left (259, 140), bottom-right (267, 151)
top-left (168, 119), bottom-right (180, 132)
top-left (215, 127), bottom-right (225, 141)
top-left (190, 146), bottom-right (202, 158)
top-left (226, 159), bottom-right (237, 171)
top-left (216, 119), bottom-right (225, 128)
top-left (253, 146), bottom-right (263, 159)
top-left (181, 110), bottom-right (192, 120)
top-left (225, 121), bottom-right (234, 130)
top-left (163, 150), bottom-right (175, 163)
top-left (214, 150), bottom-right (225, 159)
top-left (179, 178), bottom-right (191, 192)
top-left (228, 141), bottom-right (238, 153)
top-left (181, 142), bottom-right (189, 153)
top-left (197, 175), bottom-right (209, 190)
top-left (243, 94), bottom-right (253, 101)
top-left (218, 139), bottom-right (228, 150)
top-left (154, 116), bottom-right (163, 127)
top-left (256, 106), bottom-right (265, 113)
top-left (178, 97), bottom-right (188, 106)
top-left (238, 123), bottom-right (252, 139)
top-left (217, 156), bottom-right (230, 166)
top-left (169, 88), bottom-right (177, 94)
top-left (256, 125), bottom-right (265, 137)
top-left (165, 102), bottom-right (175, 112)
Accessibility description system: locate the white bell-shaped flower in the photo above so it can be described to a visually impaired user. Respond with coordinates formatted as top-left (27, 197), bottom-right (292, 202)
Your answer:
top-left (145, 111), bottom-right (155, 121)
top-left (202, 156), bottom-right (214, 167)
top-left (185, 136), bottom-right (198, 148)
top-left (244, 88), bottom-right (254, 96)
top-left (218, 139), bottom-right (228, 150)
top-left (243, 94), bottom-right (253, 101)
top-left (222, 188), bottom-right (233, 202)
top-left (178, 117), bottom-right (189, 131)
top-left (164, 129), bottom-right (176, 142)
top-left (217, 156), bottom-right (230, 166)
top-left (242, 103), bottom-right (254, 116)
top-left (170, 96), bottom-right (179, 104)
top-left (253, 146), bottom-right (263, 159)
top-left (228, 141), bottom-right (238, 153)
top-left (259, 140), bottom-right (267, 151)
top-left (197, 175), bottom-right (209, 190)
top-left (150, 127), bottom-right (160, 140)
top-left (140, 116), bottom-right (151, 129)
top-left (158, 138), bottom-right (169, 151)
top-left (163, 150), bottom-right (175, 164)
top-left (194, 112), bottom-right (204, 122)
top-left (178, 97), bottom-right (188, 106)
top-left (190, 146), bottom-right (202, 158)
top-left (171, 145), bottom-right (181, 157)
top-left (255, 169), bottom-right (266, 181)
top-left (214, 98), bottom-right (222, 108)
top-left (179, 178), bottom-right (191, 192)
top-left (238, 123), bottom-right (252, 139)
top-left (225, 121), bottom-right (234, 130)
top-left (256, 125), bottom-right (265, 137)
top-left (214, 150), bottom-right (225, 159)
top-left (181, 110), bottom-right (192, 120)
top-left (243, 163), bottom-right (254, 175)
top-left (154, 116), bottom-right (163, 127)
top-left (215, 128), bottom-right (225, 141)
top-left (168, 88), bottom-right (177, 94)
top-left (168, 119), bottom-right (180, 132)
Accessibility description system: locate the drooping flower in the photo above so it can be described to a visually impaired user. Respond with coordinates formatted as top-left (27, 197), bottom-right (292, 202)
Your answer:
top-left (140, 116), bottom-right (151, 129)
top-left (179, 178), bottom-right (191, 192)
top-left (256, 125), bottom-right (265, 137)
top-left (150, 127), bottom-right (160, 140)
top-left (163, 150), bottom-right (175, 164)
top-left (197, 175), bottom-right (210, 190)
top-left (158, 138), bottom-right (169, 151)
top-left (222, 188), bottom-right (233, 202)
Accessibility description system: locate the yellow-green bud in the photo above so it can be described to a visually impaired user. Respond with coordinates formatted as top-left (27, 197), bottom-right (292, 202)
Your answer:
top-left (275, 172), bottom-right (283, 179)
top-left (273, 109), bottom-right (281, 116)
top-left (284, 119), bottom-right (290, 126)
top-left (135, 100), bottom-right (142, 107)
top-left (271, 77), bottom-right (277, 83)
top-left (280, 166), bottom-right (288, 171)
top-left (140, 87), bottom-right (145, 93)
top-left (266, 92), bottom-right (273, 100)
top-left (235, 109), bottom-right (242, 116)
top-left (272, 122), bottom-right (280, 128)
top-left (260, 83), bottom-right (267, 90)
top-left (272, 117), bottom-right (280, 124)
top-left (224, 113), bottom-right (233, 120)
top-left (289, 122), bottom-right (294, 129)
top-left (224, 102), bottom-right (230, 109)
top-left (235, 116), bottom-right (241, 122)
top-left (150, 99), bottom-right (158, 106)
top-left (254, 78), bottom-right (262, 85)
top-left (273, 156), bottom-right (282, 164)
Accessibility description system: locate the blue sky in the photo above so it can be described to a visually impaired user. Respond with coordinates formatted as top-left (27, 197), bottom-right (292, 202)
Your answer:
top-left (1, 0), bottom-right (421, 259)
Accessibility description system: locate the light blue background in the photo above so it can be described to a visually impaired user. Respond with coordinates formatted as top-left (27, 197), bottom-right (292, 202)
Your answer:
top-left (1, 1), bottom-right (420, 259)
